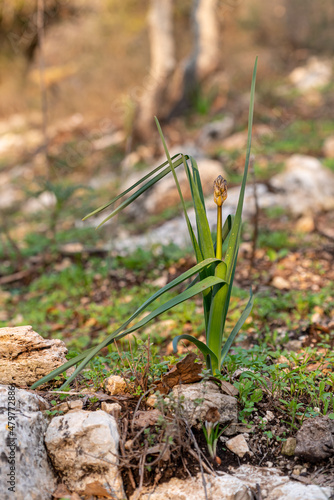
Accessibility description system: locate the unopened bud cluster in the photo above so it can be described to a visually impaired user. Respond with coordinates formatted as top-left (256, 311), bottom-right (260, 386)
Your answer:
top-left (213, 176), bottom-right (227, 207)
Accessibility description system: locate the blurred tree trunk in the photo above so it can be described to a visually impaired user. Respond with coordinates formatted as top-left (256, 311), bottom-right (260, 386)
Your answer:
top-left (135, 0), bottom-right (176, 141)
top-left (167, 0), bottom-right (219, 119)
top-left (134, 0), bottom-right (220, 140)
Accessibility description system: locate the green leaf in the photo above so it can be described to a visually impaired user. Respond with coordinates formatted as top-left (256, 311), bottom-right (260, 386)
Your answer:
top-left (31, 257), bottom-right (222, 389)
top-left (225, 57), bottom-right (257, 284)
top-left (220, 288), bottom-right (254, 367)
top-left (205, 261), bottom-right (228, 373)
top-left (59, 274), bottom-right (226, 390)
top-left (83, 153), bottom-right (184, 221)
top-left (172, 334), bottom-right (218, 370)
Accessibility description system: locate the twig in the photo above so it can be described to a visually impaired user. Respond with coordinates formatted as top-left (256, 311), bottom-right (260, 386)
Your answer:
top-left (119, 419), bottom-right (136, 490)
top-left (258, 451), bottom-right (268, 466)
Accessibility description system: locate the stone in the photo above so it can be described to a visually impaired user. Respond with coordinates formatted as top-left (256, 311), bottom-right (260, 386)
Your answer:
top-left (133, 409), bottom-right (162, 429)
top-left (295, 416), bottom-right (334, 462)
top-left (198, 115), bottom-right (235, 145)
top-left (270, 155), bottom-right (334, 215)
top-left (68, 399), bottom-right (83, 411)
top-left (295, 215), bottom-right (315, 233)
top-left (289, 57), bottom-right (332, 92)
top-left (281, 437), bottom-right (296, 457)
top-left (24, 191), bottom-right (57, 214)
top-left (146, 394), bottom-right (158, 407)
top-left (232, 465), bottom-right (332, 500)
top-left (104, 374), bottom-right (128, 395)
top-left (0, 385), bottom-right (57, 500)
top-left (226, 434), bottom-right (250, 458)
top-left (130, 473), bottom-right (250, 500)
top-left (323, 135), bottom-right (334, 158)
top-left (101, 402), bottom-right (122, 418)
top-left (0, 325), bottom-right (69, 387)
top-left (272, 276), bottom-right (291, 290)
top-left (130, 465), bottom-right (333, 499)
top-left (45, 410), bottom-right (125, 499)
top-left (172, 380), bottom-right (238, 432)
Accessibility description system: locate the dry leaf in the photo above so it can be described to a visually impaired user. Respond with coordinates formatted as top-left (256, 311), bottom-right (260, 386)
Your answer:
top-left (220, 380), bottom-right (239, 396)
top-left (52, 483), bottom-right (72, 499)
top-left (154, 352), bottom-right (203, 394)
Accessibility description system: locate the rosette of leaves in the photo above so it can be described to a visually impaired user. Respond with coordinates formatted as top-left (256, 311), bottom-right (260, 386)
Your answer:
top-left (31, 58), bottom-right (257, 391)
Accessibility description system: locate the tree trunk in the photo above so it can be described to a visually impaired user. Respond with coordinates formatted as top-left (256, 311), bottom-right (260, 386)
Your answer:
top-left (167, 0), bottom-right (220, 119)
top-left (135, 0), bottom-right (175, 140)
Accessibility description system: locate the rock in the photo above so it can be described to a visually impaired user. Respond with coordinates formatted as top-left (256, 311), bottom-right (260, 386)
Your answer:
top-left (24, 191), bottom-right (57, 214)
top-left (233, 465), bottom-right (332, 500)
top-left (101, 402), bottom-right (122, 418)
top-left (198, 115), bottom-right (235, 145)
top-left (172, 380), bottom-right (238, 432)
top-left (295, 416), bottom-right (334, 462)
top-left (0, 385), bottom-right (57, 500)
top-left (146, 394), bottom-right (158, 407)
top-left (130, 473), bottom-right (250, 500)
top-left (323, 135), bottom-right (334, 158)
top-left (272, 276), bottom-right (291, 290)
top-left (222, 131), bottom-right (248, 151)
top-left (281, 437), bottom-right (297, 457)
top-left (295, 215), bottom-right (315, 233)
top-left (226, 434), bottom-right (250, 458)
top-left (130, 465), bottom-right (333, 499)
top-left (104, 375), bottom-right (129, 395)
top-left (68, 399), bottom-right (83, 411)
top-left (289, 57), bottom-right (332, 92)
top-left (221, 125), bottom-right (272, 151)
top-left (45, 410), bottom-right (125, 499)
top-left (0, 325), bottom-right (69, 387)
top-left (133, 409), bottom-right (162, 429)
top-left (270, 155), bottom-right (334, 215)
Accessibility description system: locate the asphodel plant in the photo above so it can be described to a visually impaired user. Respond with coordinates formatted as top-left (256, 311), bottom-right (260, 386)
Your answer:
top-left (31, 58), bottom-right (257, 391)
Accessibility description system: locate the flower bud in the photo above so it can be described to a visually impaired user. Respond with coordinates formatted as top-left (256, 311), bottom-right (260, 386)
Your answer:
top-left (213, 175), bottom-right (227, 207)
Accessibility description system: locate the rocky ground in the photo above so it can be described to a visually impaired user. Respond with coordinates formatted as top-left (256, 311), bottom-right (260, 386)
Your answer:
top-left (0, 55), bottom-right (334, 499)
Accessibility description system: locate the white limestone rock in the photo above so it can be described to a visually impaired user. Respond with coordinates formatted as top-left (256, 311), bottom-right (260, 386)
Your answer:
top-left (270, 155), bottom-right (334, 215)
top-left (45, 410), bottom-right (125, 499)
top-left (0, 325), bottom-right (68, 387)
top-left (130, 473), bottom-right (250, 500)
top-left (131, 465), bottom-right (333, 500)
top-left (226, 434), bottom-right (250, 458)
top-left (0, 385), bottom-right (57, 500)
top-left (172, 380), bottom-right (238, 432)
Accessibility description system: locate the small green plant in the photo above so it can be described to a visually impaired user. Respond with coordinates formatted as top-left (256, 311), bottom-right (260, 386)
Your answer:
top-left (31, 58), bottom-right (258, 391)
top-left (202, 407), bottom-right (226, 460)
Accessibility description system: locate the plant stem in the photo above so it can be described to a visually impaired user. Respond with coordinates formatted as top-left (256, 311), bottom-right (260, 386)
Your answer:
top-left (216, 204), bottom-right (222, 260)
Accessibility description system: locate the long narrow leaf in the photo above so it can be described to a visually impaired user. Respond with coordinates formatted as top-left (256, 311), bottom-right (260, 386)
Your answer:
top-left (96, 159), bottom-right (185, 228)
top-left (59, 274), bottom-right (227, 390)
top-left (224, 57), bottom-right (257, 284)
top-left (205, 261), bottom-right (228, 373)
top-left (83, 153), bottom-right (184, 220)
top-left (31, 257), bottom-right (222, 389)
top-left (172, 334), bottom-right (218, 370)
top-left (220, 288), bottom-right (254, 367)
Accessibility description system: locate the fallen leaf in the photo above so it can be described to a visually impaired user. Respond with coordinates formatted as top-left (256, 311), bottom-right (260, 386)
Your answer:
top-left (52, 483), bottom-right (72, 498)
top-left (82, 480), bottom-right (114, 497)
top-left (154, 352), bottom-right (203, 394)
top-left (221, 380), bottom-right (239, 396)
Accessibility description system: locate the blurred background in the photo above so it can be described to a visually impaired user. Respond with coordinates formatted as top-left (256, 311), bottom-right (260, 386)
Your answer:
top-left (0, 0), bottom-right (333, 351)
